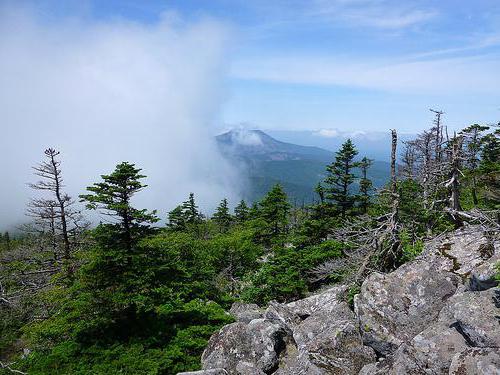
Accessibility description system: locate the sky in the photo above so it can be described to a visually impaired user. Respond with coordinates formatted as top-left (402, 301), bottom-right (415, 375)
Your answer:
top-left (23, 0), bottom-right (500, 133)
top-left (1, 0), bottom-right (499, 228)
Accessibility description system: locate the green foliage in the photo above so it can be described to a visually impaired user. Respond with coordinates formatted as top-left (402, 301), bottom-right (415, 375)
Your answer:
top-left (399, 229), bottom-right (424, 262)
top-left (325, 139), bottom-right (360, 217)
top-left (212, 198), bottom-right (232, 233)
top-left (254, 184), bottom-right (291, 246)
top-left (241, 240), bottom-right (343, 305)
top-left (234, 200), bottom-right (250, 223)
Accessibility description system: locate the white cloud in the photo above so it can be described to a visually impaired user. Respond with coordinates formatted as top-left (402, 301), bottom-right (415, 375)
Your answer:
top-left (313, 129), bottom-right (339, 138)
top-left (310, 0), bottom-right (437, 29)
top-left (232, 53), bottom-right (500, 94)
top-left (0, 4), bottom-right (240, 228)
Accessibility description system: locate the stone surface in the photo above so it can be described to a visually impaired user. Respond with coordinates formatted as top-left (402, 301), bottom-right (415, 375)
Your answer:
top-left (285, 285), bottom-right (348, 318)
top-left (229, 302), bottom-right (263, 323)
top-left (354, 257), bottom-right (460, 355)
top-left (421, 226), bottom-right (499, 277)
top-left (202, 320), bottom-right (285, 374)
top-left (449, 348), bottom-right (500, 375)
top-left (177, 369), bottom-right (228, 375)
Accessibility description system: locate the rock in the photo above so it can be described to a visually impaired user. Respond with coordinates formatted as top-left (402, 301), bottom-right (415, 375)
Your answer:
top-left (229, 302), bottom-right (263, 323)
top-left (287, 302), bottom-right (375, 374)
top-left (440, 289), bottom-right (500, 348)
top-left (235, 362), bottom-right (266, 375)
top-left (286, 285), bottom-right (348, 318)
top-left (202, 320), bottom-right (285, 374)
top-left (177, 369), bottom-right (228, 375)
top-left (422, 226), bottom-right (499, 277)
top-left (264, 301), bottom-right (301, 335)
top-left (355, 257), bottom-right (460, 355)
top-left (469, 253), bottom-right (500, 291)
top-left (449, 348), bottom-right (500, 375)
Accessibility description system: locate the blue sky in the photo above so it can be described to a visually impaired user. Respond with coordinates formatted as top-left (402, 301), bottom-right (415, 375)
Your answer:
top-left (14, 0), bottom-right (500, 132)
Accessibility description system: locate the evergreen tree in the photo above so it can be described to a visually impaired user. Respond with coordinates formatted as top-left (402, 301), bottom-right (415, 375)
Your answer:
top-left (182, 193), bottom-right (202, 225)
top-left (213, 198), bottom-right (232, 232)
top-left (479, 128), bottom-right (500, 208)
top-left (80, 162), bottom-right (159, 255)
top-left (259, 184), bottom-right (290, 244)
top-left (460, 124), bottom-right (489, 205)
top-left (249, 202), bottom-right (261, 219)
top-left (358, 157), bottom-right (373, 214)
top-left (325, 139), bottom-right (360, 217)
top-left (167, 205), bottom-right (186, 231)
top-left (234, 199), bottom-right (250, 223)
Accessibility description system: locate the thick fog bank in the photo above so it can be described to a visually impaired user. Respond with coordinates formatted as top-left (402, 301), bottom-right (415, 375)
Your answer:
top-left (0, 5), bottom-right (241, 230)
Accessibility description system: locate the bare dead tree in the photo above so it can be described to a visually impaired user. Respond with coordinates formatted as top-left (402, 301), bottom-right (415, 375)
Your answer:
top-left (27, 148), bottom-right (88, 277)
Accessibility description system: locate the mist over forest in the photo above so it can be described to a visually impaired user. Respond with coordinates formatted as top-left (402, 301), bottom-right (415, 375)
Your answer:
top-left (1, 2), bottom-right (499, 375)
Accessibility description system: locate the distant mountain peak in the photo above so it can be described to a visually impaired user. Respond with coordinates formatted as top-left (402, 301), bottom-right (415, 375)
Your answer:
top-left (216, 129), bottom-right (333, 161)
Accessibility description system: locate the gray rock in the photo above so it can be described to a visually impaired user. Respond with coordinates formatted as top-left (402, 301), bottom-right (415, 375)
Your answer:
top-left (264, 301), bottom-right (302, 335)
top-left (202, 320), bottom-right (285, 374)
top-left (449, 348), bottom-right (500, 375)
top-left (229, 302), bottom-right (263, 323)
top-left (355, 257), bottom-right (460, 355)
top-left (421, 226), bottom-right (499, 277)
top-left (440, 289), bottom-right (500, 348)
top-left (286, 285), bottom-right (348, 318)
top-left (289, 303), bottom-right (375, 374)
top-left (235, 361), bottom-right (266, 375)
top-left (177, 369), bottom-right (228, 375)
top-left (469, 253), bottom-right (500, 291)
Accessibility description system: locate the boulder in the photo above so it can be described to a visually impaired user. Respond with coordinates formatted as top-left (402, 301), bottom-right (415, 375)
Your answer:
top-left (354, 257), bottom-right (460, 355)
top-left (440, 289), bottom-right (500, 348)
top-left (229, 302), bottom-right (263, 323)
top-left (449, 348), bottom-right (500, 375)
top-left (469, 253), bottom-right (500, 291)
top-left (177, 369), bottom-right (228, 375)
top-left (202, 320), bottom-right (285, 374)
top-left (285, 285), bottom-right (348, 318)
top-left (264, 301), bottom-right (301, 335)
top-left (421, 226), bottom-right (499, 277)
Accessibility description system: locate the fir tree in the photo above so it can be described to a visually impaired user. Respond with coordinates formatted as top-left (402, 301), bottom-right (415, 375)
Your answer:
top-left (259, 184), bottom-right (290, 244)
top-left (80, 162), bottom-right (158, 254)
top-left (213, 198), bottom-right (232, 232)
top-left (460, 124), bottom-right (489, 206)
top-left (182, 193), bottom-right (202, 225)
top-left (358, 157), bottom-right (373, 214)
top-left (167, 205), bottom-right (186, 231)
top-left (234, 199), bottom-right (250, 223)
top-left (324, 139), bottom-right (360, 217)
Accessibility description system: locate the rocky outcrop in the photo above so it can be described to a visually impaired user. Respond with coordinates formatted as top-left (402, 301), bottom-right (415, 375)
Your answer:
top-left (184, 226), bottom-right (500, 375)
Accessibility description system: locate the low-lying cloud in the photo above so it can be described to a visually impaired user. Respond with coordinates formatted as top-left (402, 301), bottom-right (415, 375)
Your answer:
top-left (0, 4), bottom-right (240, 229)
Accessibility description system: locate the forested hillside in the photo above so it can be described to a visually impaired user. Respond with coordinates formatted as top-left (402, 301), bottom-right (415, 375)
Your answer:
top-left (1, 117), bottom-right (499, 374)
top-left (216, 129), bottom-right (391, 203)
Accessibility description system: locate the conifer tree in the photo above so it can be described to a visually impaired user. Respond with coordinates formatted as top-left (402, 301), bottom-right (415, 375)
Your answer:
top-left (259, 184), bottom-right (290, 244)
top-left (182, 193), bottom-right (202, 225)
top-left (325, 139), bottom-right (360, 217)
top-left (167, 205), bottom-right (186, 231)
top-left (234, 199), bottom-right (250, 223)
top-left (80, 162), bottom-right (158, 255)
top-left (358, 157), bottom-right (373, 214)
top-left (213, 198), bottom-right (232, 232)
top-left (460, 124), bottom-right (489, 206)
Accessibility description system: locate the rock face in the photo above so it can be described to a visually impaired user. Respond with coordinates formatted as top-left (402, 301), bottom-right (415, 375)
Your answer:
top-left (190, 226), bottom-right (500, 375)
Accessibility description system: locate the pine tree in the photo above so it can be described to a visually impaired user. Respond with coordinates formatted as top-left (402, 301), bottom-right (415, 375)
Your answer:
top-left (479, 128), bottom-right (500, 208)
top-left (234, 200), bottom-right (250, 223)
top-left (167, 205), bottom-right (186, 231)
top-left (259, 184), bottom-right (290, 244)
top-left (324, 139), bottom-right (360, 217)
top-left (80, 162), bottom-right (158, 255)
top-left (358, 157), bottom-right (373, 214)
top-left (213, 198), bottom-right (232, 232)
top-left (182, 193), bottom-right (202, 225)
top-left (460, 124), bottom-right (490, 206)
